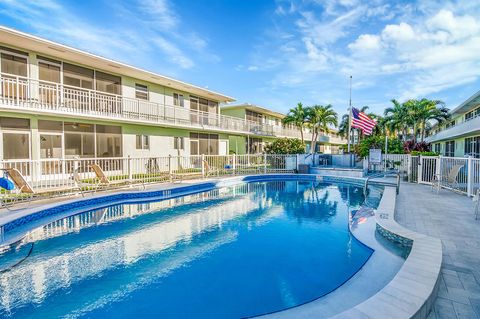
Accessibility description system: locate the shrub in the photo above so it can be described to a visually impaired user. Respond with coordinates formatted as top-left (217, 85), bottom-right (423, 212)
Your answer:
top-left (265, 138), bottom-right (306, 154)
top-left (403, 140), bottom-right (431, 153)
top-left (355, 136), bottom-right (404, 158)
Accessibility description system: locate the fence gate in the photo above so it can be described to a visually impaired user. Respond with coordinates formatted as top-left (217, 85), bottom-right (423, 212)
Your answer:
top-left (418, 156), bottom-right (438, 185)
top-left (410, 156), bottom-right (419, 182)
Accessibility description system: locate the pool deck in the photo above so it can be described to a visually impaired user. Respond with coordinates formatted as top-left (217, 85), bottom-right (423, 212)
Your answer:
top-left (395, 183), bottom-right (480, 319)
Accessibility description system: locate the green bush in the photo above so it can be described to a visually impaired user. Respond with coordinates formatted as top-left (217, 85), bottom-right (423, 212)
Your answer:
top-left (265, 138), bottom-right (306, 154)
top-left (355, 136), bottom-right (404, 158)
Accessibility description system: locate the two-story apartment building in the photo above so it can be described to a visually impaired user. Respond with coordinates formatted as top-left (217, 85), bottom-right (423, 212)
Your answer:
top-left (0, 27), bottom-right (346, 164)
top-left (221, 103), bottom-right (347, 154)
top-left (426, 90), bottom-right (480, 158)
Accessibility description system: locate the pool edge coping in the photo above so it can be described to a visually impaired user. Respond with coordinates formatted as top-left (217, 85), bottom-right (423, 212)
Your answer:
top-left (330, 186), bottom-right (442, 319)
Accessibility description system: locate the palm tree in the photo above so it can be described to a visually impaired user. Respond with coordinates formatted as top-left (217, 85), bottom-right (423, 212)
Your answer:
top-left (306, 104), bottom-right (338, 153)
top-left (338, 113), bottom-right (349, 138)
top-left (384, 99), bottom-right (411, 141)
top-left (410, 98), bottom-right (449, 142)
top-left (282, 102), bottom-right (307, 142)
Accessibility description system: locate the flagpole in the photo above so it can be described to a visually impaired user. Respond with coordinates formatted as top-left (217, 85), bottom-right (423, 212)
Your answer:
top-left (347, 75), bottom-right (352, 153)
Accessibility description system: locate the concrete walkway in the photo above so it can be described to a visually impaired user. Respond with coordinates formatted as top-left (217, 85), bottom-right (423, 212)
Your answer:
top-left (395, 182), bottom-right (480, 319)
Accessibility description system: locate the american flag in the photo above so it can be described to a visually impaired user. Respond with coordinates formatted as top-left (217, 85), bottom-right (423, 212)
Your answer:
top-left (351, 107), bottom-right (376, 135)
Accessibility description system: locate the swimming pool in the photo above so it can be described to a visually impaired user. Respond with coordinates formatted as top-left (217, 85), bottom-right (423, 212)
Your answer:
top-left (0, 179), bottom-right (380, 318)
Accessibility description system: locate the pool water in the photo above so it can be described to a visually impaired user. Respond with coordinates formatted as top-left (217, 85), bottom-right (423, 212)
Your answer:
top-left (0, 180), bottom-right (378, 318)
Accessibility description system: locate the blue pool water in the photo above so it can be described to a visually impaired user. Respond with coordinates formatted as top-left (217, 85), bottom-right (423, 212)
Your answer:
top-left (0, 180), bottom-right (378, 318)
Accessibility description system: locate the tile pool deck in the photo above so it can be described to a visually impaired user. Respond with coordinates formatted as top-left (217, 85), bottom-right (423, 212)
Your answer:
top-left (395, 183), bottom-right (480, 319)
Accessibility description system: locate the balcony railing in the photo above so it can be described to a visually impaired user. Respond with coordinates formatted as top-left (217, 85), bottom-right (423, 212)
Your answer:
top-left (0, 73), bottom-right (302, 137)
top-left (426, 114), bottom-right (480, 143)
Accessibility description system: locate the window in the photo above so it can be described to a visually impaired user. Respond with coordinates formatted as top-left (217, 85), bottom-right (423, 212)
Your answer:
top-left (63, 63), bottom-right (94, 89)
top-left (174, 137), bottom-right (184, 150)
top-left (173, 93), bottom-right (184, 107)
top-left (465, 136), bottom-right (480, 158)
top-left (39, 120), bottom-right (63, 159)
top-left (40, 135), bottom-right (62, 159)
top-left (247, 138), bottom-right (263, 154)
top-left (3, 133), bottom-right (29, 159)
top-left (136, 135), bottom-right (149, 150)
top-left (465, 107), bottom-right (480, 121)
top-left (199, 98), bottom-right (208, 112)
top-left (96, 125), bottom-right (122, 157)
top-left (1, 52), bottom-right (27, 76)
top-left (95, 71), bottom-right (121, 95)
top-left (135, 83), bottom-right (148, 100)
top-left (445, 141), bottom-right (455, 157)
top-left (445, 120), bottom-right (455, 129)
top-left (434, 143), bottom-right (440, 154)
top-left (64, 122), bottom-right (94, 158)
top-left (39, 120), bottom-right (63, 132)
top-left (39, 61), bottom-right (61, 83)
top-left (208, 100), bottom-right (218, 114)
top-left (189, 133), bottom-right (218, 155)
top-left (0, 117), bottom-right (30, 160)
top-left (246, 110), bottom-right (264, 124)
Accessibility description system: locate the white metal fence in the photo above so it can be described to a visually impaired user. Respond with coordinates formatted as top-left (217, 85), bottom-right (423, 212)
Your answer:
top-left (372, 154), bottom-right (479, 196)
top-left (0, 154), bottom-right (298, 193)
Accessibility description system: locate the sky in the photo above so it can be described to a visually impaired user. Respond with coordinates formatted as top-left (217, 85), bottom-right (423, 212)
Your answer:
top-left (1, 0), bottom-right (480, 117)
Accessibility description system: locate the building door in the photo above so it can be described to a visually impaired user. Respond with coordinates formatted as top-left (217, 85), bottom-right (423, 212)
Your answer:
top-left (219, 140), bottom-right (228, 155)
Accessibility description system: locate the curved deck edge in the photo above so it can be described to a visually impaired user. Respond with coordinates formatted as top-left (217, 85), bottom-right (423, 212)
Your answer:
top-left (330, 186), bottom-right (442, 319)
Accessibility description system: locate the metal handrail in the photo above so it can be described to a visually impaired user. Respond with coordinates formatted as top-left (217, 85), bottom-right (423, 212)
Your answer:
top-left (364, 171), bottom-right (401, 196)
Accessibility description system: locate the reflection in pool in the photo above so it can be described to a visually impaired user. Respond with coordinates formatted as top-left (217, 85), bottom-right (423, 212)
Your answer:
top-left (0, 180), bottom-right (377, 319)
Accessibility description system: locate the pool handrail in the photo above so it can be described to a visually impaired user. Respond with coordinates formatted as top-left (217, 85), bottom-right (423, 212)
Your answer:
top-left (364, 171), bottom-right (400, 196)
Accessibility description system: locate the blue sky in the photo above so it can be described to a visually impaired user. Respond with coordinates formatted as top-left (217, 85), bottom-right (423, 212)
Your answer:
top-left (1, 0), bottom-right (480, 116)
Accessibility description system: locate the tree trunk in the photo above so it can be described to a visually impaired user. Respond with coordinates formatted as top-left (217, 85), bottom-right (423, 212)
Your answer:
top-left (310, 130), bottom-right (316, 154)
top-left (420, 120), bottom-right (425, 142)
top-left (300, 126), bottom-right (304, 143)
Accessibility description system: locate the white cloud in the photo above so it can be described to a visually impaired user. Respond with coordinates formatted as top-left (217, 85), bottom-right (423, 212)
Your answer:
top-left (348, 34), bottom-right (382, 52)
top-left (426, 9), bottom-right (480, 41)
top-left (139, 0), bottom-right (178, 30)
top-left (0, 0), bottom-right (211, 70)
top-left (381, 22), bottom-right (416, 43)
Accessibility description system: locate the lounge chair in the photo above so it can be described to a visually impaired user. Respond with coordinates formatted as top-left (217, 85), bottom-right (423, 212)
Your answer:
top-left (432, 164), bottom-right (464, 193)
top-left (71, 169), bottom-right (95, 197)
top-left (0, 168), bottom-right (35, 209)
top-left (202, 160), bottom-right (222, 177)
top-left (90, 163), bottom-right (147, 191)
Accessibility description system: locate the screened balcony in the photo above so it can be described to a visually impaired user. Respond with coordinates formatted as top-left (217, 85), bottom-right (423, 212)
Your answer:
top-left (0, 73), bottom-right (297, 137)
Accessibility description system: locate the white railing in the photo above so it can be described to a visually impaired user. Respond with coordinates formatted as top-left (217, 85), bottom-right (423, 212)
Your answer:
top-left (0, 73), bottom-right (309, 139)
top-left (0, 154), bottom-right (298, 193)
top-left (370, 154), bottom-right (479, 196)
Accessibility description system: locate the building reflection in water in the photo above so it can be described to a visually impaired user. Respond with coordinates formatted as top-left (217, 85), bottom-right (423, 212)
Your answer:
top-left (0, 181), bottom-right (363, 315)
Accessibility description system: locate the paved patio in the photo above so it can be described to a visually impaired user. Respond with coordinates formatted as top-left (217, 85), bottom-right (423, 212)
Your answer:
top-left (395, 182), bottom-right (480, 319)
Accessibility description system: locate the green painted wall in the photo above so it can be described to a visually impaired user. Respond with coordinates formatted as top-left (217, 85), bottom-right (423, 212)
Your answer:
top-left (221, 108), bottom-right (246, 119)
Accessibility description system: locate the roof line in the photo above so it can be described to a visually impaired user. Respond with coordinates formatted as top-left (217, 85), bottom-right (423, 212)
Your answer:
top-left (0, 26), bottom-right (235, 102)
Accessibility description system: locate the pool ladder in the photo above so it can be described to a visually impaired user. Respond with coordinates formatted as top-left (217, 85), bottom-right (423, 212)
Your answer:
top-left (363, 171), bottom-right (401, 197)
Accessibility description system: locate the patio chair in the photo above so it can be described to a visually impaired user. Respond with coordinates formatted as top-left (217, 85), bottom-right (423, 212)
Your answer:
top-left (431, 164), bottom-right (464, 193)
top-left (89, 164), bottom-right (127, 192)
top-left (0, 168), bottom-right (35, 209)
top-left (202, 160), bottom-right (222, 177)
top-left (474, 189), bottom-right (479, 220)
top-left (71, 169), bottom-right (95, 197)
top-left (89, 164), bottom-right (146, 191)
